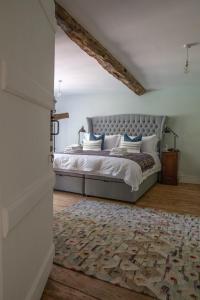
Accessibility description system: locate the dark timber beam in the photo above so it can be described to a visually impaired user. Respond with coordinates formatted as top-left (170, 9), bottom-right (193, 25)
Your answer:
top-left (55, 2), bottom-right (145, 96)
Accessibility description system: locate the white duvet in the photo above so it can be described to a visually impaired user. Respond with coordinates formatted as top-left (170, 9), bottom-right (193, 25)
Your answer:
top-left (53, 152), bottom-right (161, 191)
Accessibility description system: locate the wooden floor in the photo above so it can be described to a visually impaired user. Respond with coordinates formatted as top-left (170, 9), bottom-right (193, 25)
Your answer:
top-left (42, 183), bottom-right (200, 300)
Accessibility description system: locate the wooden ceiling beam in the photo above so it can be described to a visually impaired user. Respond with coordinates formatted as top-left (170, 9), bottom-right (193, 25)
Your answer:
top-left (55, 2), bottom-right (145, 96)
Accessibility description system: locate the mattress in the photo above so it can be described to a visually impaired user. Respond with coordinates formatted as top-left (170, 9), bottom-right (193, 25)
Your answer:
top-left (53, 151), bottom-right (161, 191)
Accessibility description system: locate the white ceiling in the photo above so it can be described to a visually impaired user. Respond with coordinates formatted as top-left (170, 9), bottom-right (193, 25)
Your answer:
top-left (55, 0), bottom-right (200, 95)
top-left (55, 27), bottom-right (127, 95)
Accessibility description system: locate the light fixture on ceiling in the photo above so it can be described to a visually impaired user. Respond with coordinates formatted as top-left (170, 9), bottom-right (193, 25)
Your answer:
top-left (183, 44), bottom-right (190, 74)
top-left (183, 42), bottom-right (200, 74)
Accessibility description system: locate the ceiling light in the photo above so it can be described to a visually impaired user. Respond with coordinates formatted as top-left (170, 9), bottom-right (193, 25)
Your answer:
top-left (57, 79), bottom-right (63, 98)
top-left (183, 42), bottom-right (200, 74)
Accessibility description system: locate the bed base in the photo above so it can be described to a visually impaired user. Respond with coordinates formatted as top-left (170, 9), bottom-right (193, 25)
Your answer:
top-left (54, 170), bottom-right (158, 203)
top-left (54, 171), bottom-right (84, 194)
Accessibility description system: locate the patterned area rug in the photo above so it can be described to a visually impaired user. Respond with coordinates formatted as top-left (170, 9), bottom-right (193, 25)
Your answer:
top-left (53, 200), bottom-right (200, 300)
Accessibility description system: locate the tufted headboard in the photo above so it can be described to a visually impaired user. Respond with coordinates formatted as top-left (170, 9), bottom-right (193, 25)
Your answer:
top-left (87, 114), bottom-right (167, 141)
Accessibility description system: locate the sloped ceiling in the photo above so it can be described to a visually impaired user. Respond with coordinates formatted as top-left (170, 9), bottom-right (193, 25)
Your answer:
top-left (55, 0), bottom-right (200, 94)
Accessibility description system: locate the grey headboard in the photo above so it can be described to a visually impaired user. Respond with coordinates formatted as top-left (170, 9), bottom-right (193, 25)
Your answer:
top-left (87, 114), bottom-right (167, 140)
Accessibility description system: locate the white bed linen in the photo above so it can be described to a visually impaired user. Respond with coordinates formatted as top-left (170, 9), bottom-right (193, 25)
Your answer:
top-left (53, 152), bottom-right (161, 191)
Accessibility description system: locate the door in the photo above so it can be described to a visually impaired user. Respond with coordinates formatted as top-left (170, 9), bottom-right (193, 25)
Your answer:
top-left (0, 1), bottom-right (55, 299)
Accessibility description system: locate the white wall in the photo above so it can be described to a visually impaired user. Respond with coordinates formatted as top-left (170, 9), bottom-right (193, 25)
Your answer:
top-left (55, 86), bottom-right (200, 184)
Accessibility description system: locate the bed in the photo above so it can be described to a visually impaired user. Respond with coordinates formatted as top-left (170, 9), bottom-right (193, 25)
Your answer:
top-left (54, 114), bottom-right (167, 202)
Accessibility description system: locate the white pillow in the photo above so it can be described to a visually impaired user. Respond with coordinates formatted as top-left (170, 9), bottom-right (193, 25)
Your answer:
top-left (141, 135), bottom-right (158, 153)
top-left (104, 135), bottom-right (121, 150)
top-left (120, 140), bottom-right (141, 153)
top-left (83, 140), bottom-right (102, 151)
top-left (83, 132), bottom-right (90, 141)
top-left (83, 133), bottom-right (120, 150)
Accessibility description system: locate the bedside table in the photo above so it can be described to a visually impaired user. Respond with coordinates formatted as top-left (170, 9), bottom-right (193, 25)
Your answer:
top-left (161, 150), bottom-right (179, 185)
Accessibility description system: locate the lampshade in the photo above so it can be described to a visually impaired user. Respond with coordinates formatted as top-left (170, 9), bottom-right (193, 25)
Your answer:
top-left (78, 126), bottom-right (86, 145)
top-left (78, 126), bottom-right (86, 133)
top-left (164, 126), bottom-right (178, 137)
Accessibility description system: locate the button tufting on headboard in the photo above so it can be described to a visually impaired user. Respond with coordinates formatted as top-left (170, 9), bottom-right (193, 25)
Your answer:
top-left (87, 114), bottom-right (167, 141)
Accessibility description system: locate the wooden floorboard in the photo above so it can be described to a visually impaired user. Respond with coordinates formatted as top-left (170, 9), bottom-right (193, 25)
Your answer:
top-left (49, 264), bottom-right (151, 300)
top-left (42, 279), bottom-right (96, 300)
top-left (136, 183), bottom-right (200, 215)
top-left (41, 183), bottom-right (200, 300)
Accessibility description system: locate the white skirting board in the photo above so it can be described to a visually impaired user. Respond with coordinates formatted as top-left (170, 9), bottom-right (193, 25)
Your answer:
top-left (179, 174), bottom-right (200, 184)
top-left (25, 243), bottom-right (55, 300)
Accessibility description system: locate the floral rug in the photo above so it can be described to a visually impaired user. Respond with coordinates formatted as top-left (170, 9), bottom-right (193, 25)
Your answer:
top-left (53, 199), bottom-right (200, 300)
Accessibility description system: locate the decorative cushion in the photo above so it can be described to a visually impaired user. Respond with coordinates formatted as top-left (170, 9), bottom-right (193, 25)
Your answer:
top-left (124, 134), bottom-right (142, 142)
top-left (90, 133), bottom-right (105, 150)
top-left (83, 140), bottom-right (102, 151)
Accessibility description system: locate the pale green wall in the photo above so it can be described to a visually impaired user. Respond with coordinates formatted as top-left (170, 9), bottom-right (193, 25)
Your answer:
top-left (56, 87), bottom-right (200, 183)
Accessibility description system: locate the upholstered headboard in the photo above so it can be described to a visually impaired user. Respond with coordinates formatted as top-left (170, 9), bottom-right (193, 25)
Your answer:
top-left (87, 114), bottom-right (167, 140)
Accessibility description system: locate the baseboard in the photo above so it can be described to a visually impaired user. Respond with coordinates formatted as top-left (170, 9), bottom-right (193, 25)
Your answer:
top-left (25, 243), bottom-right (55, 300)
top-left (179, 174), bottom-right (200, 184)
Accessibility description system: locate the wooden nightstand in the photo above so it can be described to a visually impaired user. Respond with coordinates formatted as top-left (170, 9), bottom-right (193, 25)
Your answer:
top-left (161, 150), bottom-right (179, 185)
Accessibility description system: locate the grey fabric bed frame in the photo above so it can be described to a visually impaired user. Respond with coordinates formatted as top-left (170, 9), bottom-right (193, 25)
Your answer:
top-left (54, 114), bottom-right (167, 203)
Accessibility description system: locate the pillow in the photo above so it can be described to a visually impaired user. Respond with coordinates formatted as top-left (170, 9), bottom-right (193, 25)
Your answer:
top-left (120, 140), bottom-right (142, 153)
top-left (83, 132), bottom-right (90, 141)
top-left (83, 140), bottom-right (102, 151)
top-left (104, 134), bottom-right (121, 150)
top-left (141, 135), bottom-right (159, 153)
top-left (90, 133), bottom-right (105, 150)
top-left (83, 133), bottom-right (120, 150)
top-left (124, 134), bottom-right (142, 142)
